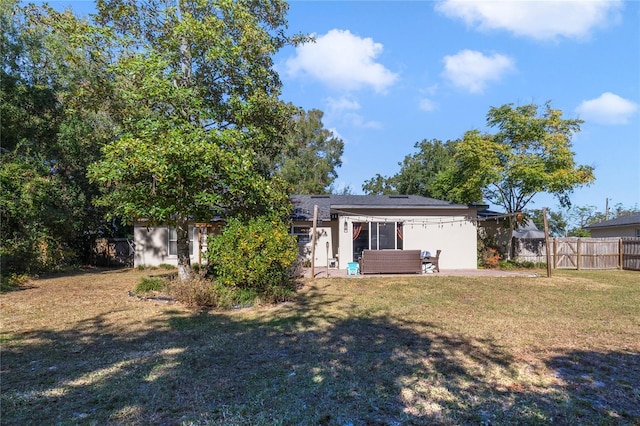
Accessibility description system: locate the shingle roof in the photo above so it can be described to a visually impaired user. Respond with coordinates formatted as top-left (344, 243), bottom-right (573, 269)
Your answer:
top-left (477, 208), bottom-right (502, 218)
top-left (584, 212), bottom-right (640, 229)
top-left (291, 194), bottom-right (472, 221)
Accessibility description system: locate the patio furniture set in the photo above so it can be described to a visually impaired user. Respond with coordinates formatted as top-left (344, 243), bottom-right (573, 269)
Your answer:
top-left (347, 249), bottom-right (441, 275)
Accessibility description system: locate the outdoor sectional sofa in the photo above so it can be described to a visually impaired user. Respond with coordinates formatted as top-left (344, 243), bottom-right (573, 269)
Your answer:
top-left (359, 249), bottom-right (423, 274)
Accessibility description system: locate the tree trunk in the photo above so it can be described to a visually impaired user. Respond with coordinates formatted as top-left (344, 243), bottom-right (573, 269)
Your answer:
top-left (505, 215), bottom-right (516, 261)
top-left (175, 217), bottom-right (192, 281)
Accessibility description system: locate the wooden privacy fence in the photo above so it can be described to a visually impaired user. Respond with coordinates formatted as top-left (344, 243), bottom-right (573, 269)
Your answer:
top-left (621, 238), bottom-right (640, 271)
top-left (513, 237), bottom-right (640, 271)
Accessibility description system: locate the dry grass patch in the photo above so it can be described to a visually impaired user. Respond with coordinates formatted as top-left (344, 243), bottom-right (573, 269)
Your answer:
top-left (1, 268), bottom-right (639, 425)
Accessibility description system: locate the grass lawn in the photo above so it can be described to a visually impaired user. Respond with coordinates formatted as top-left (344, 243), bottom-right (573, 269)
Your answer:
top-left (1, 268), bottom-right (639, 425)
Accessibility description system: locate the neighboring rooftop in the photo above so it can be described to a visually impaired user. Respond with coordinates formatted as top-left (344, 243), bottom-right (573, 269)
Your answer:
top-left (291, 194), bottom-right (474, 221)
top-left (584, 212), bottom-right (640, 229)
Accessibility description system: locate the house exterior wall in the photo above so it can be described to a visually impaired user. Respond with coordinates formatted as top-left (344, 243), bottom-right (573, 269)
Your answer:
top-left (292, 221), bottom-right (336, 268)
top-left (133, 224), bottom-right (212, 267)
top-left (589, 225), bottom-right (640, 238)
top-left (335, 208), bottom-right (478, 270)
top-left (136, 207), bottom-right (479, 271)
top-left (135, 225), bottom-right (170, 267)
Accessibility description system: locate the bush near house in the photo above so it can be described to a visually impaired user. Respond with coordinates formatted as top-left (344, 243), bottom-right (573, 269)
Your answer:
top-left (477, 234), bottom-right (502, 269)
top-left (207, 215), bottom-right (299, 303)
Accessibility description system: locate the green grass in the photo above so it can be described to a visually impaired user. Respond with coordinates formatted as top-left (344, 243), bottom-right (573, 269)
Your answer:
top-left (134, 276), bottom-right (169, 294)
top-left (1, 269), bottom-right (639, 425)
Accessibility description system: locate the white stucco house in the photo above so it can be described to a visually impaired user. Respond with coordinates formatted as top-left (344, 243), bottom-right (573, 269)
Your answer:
top-left (290, 194), bottom-right (481, 270)
top-left (133, 194), bottom-right (482, 270)
top-left (133, 220), bottom-right (223, 268)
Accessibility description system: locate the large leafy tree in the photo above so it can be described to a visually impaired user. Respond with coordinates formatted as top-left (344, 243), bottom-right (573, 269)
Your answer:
top-left (277, 108), bottom-right (344, 194)
top-left (526, 208), bottom-right (568, 237)
top-left (362, 139), bottom-right (457, 198)
top-left (1, 2), bottom-right (118, 274)
top-left (438, 102), bottom-right (595, 257)
top-left (87, 0), bottom-right (305, 280)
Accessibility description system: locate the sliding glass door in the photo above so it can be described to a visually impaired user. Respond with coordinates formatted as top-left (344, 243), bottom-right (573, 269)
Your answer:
top-left (353, 222), bottom-right (403, 261)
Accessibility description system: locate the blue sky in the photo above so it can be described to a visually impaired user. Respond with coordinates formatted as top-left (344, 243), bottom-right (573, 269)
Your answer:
top-left (43, 1), bottom-right (640, 213)
top-left (274, 0), bottom-right (640, 213)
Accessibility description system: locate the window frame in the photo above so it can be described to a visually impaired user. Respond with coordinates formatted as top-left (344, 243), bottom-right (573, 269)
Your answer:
top-left (168, 226), bottom-right (195, 257)
top-left (353, 221), bottom-right (404, 261)
top-left (368, 221), bottom-right (403, 250)
top-left (291, 225), bottom-right (311, 245)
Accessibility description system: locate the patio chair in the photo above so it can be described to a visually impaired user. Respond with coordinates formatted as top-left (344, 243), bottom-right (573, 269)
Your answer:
top-left (422, 249), bottom-right (441, 273)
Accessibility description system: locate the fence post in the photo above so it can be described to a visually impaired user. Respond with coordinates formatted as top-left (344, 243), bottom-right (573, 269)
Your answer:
top-left (542, 208), bottom-right (552, 278)
top-left (619, 238), bottom-right (623, 270)
top-left (553, 238), bottom-right (557, 269)
top-left (577, 238), bottom-right (581, 270)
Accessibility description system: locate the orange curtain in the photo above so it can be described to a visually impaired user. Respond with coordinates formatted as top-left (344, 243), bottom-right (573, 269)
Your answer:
top-left (353, 223), bottom-right (363, 240)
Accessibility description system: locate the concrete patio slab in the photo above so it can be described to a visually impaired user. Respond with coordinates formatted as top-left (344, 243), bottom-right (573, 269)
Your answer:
top-left (302, 267), bottom-right (539, 279)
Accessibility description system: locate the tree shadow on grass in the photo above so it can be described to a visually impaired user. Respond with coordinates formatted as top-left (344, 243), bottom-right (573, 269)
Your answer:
top-left (1, 287), bottom-right (639, 425)
top-left (546, 350), bottom-right (640, 422)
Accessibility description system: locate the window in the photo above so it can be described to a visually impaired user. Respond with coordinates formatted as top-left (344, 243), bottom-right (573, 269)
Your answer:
top-left (292, 226), bottom-right (311, 245)
top-left (168, 227), bottom-right (194, 256)
top-left (353, 221), bottom-right (404, 261)
top-left (635, 228), bottom-right (640, 237)
top-left (375, 222), bottom-right (395, 250)
top-left (352, 223), bottom-right (369, 261)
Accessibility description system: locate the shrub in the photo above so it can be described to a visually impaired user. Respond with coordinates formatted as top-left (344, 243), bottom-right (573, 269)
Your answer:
top-left (480, 247), bottom-right (501, 269)
top-left (134, 276), bottom-right (168, 294)
top-left (0, 273), bottom-right (30, 293)
top-left (498, 260), bottom-right (515, 270)
top-left (158, 264), bottom-right (176, 270)
top-left (477, 234), bottom-right (503, 269)
top-left (1, 235), bottom-right (78, 276)
top-left (207, 215), bottom-right (299, 303)
top-left (290, 257), bottom-right (305, 279)
top-left (169, 276), bottom-right (235, 308)
top-left (516, 260), bottom-right (546, 269)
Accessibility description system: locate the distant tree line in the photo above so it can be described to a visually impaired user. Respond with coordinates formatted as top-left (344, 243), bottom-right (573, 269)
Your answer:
top-left (527, 204), bottom-right (639, 238)
top-left (363, 102), bottom-right (596, 257)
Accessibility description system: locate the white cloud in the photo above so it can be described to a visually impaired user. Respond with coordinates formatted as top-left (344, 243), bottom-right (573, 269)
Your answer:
top-left (441, 50), bottom-right (514, 94)
top-left (422, 84), bottom-right (439, 96)
top-left (575, 92), bottom-right (638, 125)
top-left (323, 97), bottom-right (380, 130)
top-left (344, 112), bottom-right (382, 129)
top-left (284, 29), bottom-right (398, 92)
top-left (436, 0), bottom-right (622, 41)
top-left (419, 98), bottom-right (438, 112)
top-left (326, 96), bottom-right (361, 113)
